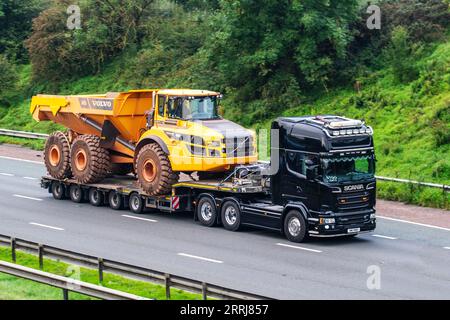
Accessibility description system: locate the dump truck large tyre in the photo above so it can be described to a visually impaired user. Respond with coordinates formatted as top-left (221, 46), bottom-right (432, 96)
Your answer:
top-left (44, 131), bottom-right (72, 179)
top-left (70, 135), bottom-right (110, 184)
top-left (136, 143), bottom-right (179, 196)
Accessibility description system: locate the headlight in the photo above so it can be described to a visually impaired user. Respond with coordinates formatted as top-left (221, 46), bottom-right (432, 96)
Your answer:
top-left (320, 218), bottom-right (335, 224)
top-left (165, 131), bottom-right (184, 141)
top-left (208, 141), bottom-right (221, 148)
top-left (370, 213), bottom-right (376, 219)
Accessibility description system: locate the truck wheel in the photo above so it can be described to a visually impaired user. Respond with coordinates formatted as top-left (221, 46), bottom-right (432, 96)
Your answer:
top-left (129, 193), bottom-right (144, 214)
top-left (69, 185), bottom-right (84, 203)
top-left (44, 132), bottom-right (72, 179)
top-left (71, 135), bottom-right (110, 184)
top-left (197, 197), bottom-right (217, 227)
top-left (136, 143), bottom-right (179, 196)
top-left (111, 163), bottom-right (134, 176)
top-left (88, 188), bottom-right (104, 207)
top-left (108, 191), bottom-right (123, 210)
top-left (51, 181), bottom-right (66, 200)
top-left (284, 210), bottom-right (307, 243)
top-left (221, 201), bottom-right (241, 231)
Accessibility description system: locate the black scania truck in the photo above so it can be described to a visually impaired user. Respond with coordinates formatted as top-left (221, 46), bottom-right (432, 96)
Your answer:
top-left (42, 115), bottom-right (377, 243)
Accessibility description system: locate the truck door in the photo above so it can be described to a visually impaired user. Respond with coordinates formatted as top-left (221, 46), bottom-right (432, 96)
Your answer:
top-left (282, 151), bottom-right (320, 211)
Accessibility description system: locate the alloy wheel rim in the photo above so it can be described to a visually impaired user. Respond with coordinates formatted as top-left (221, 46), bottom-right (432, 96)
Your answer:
top-left (225, 206), bottom-right (237, 225)
top-left (288, 217), bottom-right (301, 237)
top-left (200, 202), bottom-right (213, 221)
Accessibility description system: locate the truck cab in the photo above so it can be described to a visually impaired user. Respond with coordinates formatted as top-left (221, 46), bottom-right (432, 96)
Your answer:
top-left (138, 89), bottom-right (258, 173)
top-left (270, 116), bottom-right (376, 239)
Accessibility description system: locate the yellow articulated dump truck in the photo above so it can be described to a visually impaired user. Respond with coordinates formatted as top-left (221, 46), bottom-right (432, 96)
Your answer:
top-left (31, 89), bottom-right (257, 195)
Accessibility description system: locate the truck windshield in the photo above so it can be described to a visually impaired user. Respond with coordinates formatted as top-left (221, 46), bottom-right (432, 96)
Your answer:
top-left (168, 96), bottom-right (220, 120)
top-left (322, 155), bottom-right (375, 183)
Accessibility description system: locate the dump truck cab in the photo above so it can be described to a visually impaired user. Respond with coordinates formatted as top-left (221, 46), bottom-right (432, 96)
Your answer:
top-left (270, 116), bottom-right (377, 237)
top-left (138, 89), bottom-right (258, 173)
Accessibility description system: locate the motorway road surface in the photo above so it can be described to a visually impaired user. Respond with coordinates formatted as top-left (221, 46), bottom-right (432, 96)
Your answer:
top-left (0, 154), bottom-right (449, 299)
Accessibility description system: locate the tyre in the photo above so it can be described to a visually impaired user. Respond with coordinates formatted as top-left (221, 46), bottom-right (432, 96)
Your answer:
top-left (70, 135), bottom-right (110, 184)
top-left (221, 200), bottom-right (241, 231)
top-left (88, 188), bottom-right (104, 207)
top-left (44, 132), bottom-right (72, 179)
top-left (197, 196), bottom-right (217, 227)
top-left (284, 210), bottom-right (307, 243)
top-left (69, 185), bottom-right (84, 203)
top-left (136, 143), bottom-right (179, 196)
top-left (51, 182), bottom-right (66, 200)
top-left (108, 191), bottom-right (123, 210)
top-left (129, 193), bottom-right (144, 214)
top-left (111, 163), bottom-right (134, 176)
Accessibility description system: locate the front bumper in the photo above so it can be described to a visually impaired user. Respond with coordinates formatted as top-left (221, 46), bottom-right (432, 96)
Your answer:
top-left (308, 210), bottom-right (376, 237)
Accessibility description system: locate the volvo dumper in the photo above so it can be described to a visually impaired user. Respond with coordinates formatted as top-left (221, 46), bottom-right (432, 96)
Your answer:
top-left (40, 115), bottom-right (377, 242)
top-left (31, 89), bottom-right (257, 195)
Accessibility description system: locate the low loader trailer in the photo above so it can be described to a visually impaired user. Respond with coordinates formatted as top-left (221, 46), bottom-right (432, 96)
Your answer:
top-left (41, 115), bottom-right (377, 243)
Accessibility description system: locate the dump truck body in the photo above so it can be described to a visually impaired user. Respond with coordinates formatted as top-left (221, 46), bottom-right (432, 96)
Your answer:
top-left (31, 89), bottom-right (257, 195)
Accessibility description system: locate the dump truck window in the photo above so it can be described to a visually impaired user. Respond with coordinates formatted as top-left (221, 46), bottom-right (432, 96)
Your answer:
top-left (158, 95), bottom-right (166, 117)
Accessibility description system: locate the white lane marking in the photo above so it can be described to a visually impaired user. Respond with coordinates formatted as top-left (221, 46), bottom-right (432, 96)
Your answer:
top-left (29, 222), bottom-right (64, 231)
top-left (177, 253), bottom-right (223, 264)
top-left (444, 247), bottom-right (450, 250)
top-left (372, 234), bottom-right (397, 240)
top-left (122, 215), bottom-right (157, 223)
top-left (13, 194), bottom-right (43, 201)
top-left (0, 173), bottom-right (14, 176)
top-left (23, 176), bottom-right (38, 180)
top-left (276, 243), bottom-right (322, 253)
top-left (0, 156), bottom-right (43, 165)
top-left (378, 216), bottom-right (450, 232)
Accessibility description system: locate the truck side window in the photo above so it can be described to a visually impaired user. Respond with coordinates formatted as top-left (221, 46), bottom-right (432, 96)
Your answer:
top-left (287, 152), bottom-right (306, 175)
top-left (158, 95), bottom-right (166, 117)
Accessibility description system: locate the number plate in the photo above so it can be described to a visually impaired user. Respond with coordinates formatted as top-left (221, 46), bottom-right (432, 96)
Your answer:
top-left (347, 228), bottom-right (360, 233)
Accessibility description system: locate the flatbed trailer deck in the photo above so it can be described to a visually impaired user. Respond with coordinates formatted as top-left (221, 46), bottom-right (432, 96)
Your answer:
top-left (41, 172), bottom-right (376, 243)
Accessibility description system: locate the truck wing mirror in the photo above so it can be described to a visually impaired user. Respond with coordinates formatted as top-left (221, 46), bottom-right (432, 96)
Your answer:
top-left (146, 110), bottom-right (154, 128)
top-left (306, 162), bottom-right (318, 181)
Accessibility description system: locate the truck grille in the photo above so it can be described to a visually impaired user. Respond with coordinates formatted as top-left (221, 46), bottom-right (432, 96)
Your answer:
top-left (225, 136), bottom-right (254, 157)
top-left (337, 191), bottom-right (370, 212)
top-left (336, 214), bottom-right (370, 225)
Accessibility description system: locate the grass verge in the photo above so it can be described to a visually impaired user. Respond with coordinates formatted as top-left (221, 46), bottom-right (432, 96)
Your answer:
top-left (0, 246), bottom-right (202, 300)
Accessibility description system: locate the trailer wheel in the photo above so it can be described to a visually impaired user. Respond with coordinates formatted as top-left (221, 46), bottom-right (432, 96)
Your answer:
top-left (197, 197), bottom-right (217, 227)
top-left (51, 182), bottom-right (66, 200)
top-left (108, 191), bottom-right (123, 210)
top-left (44, 132), bottom-right (72, 179)
top-left (129, 193), bottom-right (144, 214)
top-left (88, 188), bottom-right (104, 207)
top-left (136, 143), bottom-right (179, 196)
top-left (69, 185), bottom-right (84, 203)
top-left (284, 210), bottom-right (307, 243)
top-left (221, 201), bottom-right (241, 231)
top-left (70, 135), bottom-right (110, 184)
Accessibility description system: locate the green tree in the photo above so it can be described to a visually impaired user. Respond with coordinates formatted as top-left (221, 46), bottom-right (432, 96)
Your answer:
top-left (0, 0), bottom-right (46, 61)
top-left (203, 0), bottom-right (359, 117)
top-left (385, 26), bottom-right (422, 83)
top-left (0, 54), bottom-right (18, 98)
